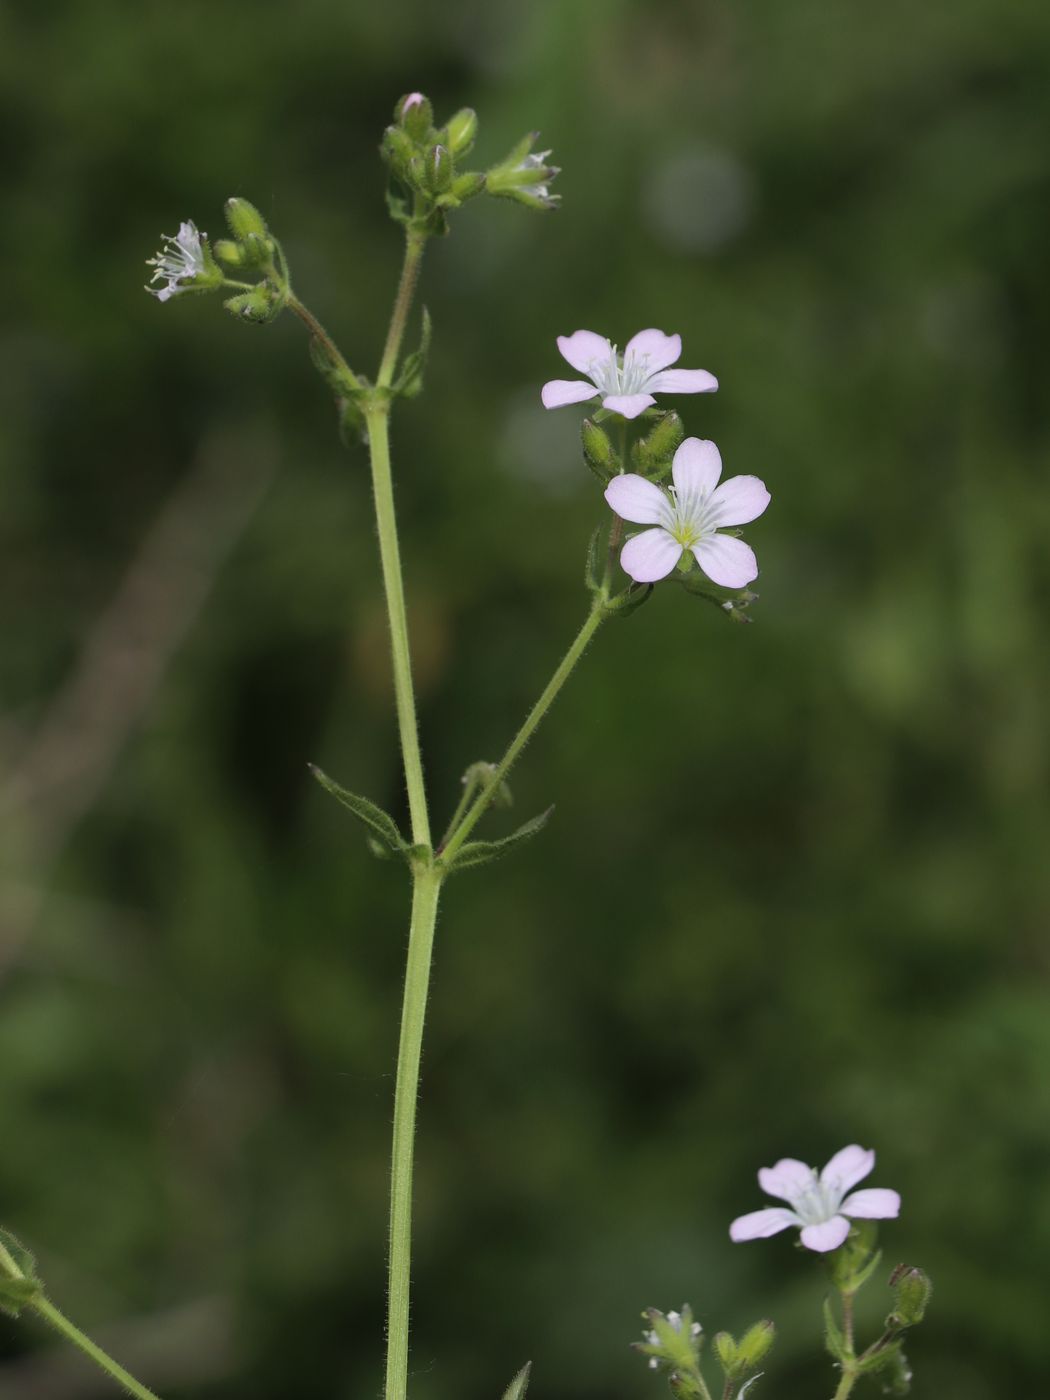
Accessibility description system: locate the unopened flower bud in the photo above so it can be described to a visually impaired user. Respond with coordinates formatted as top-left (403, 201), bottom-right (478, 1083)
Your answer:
top-left (223, 282), bottom-right (285, 325)
top-left (887, 1266), bottom-right (931, 1328)
top-left (224, 197), bottom-right (269, 243)
top-left (450, 170), bottom-right (485, 202)
top-left (212, 239), bottom-right (243, 267)
top-left (632, 410), bottom-right (684, 477)
top-left (581, 418), bottom-right (617, 481)
top-left (736, 1321), bottom-right (775, 1368)
top-left (396, 91), bottom-right (432, 140)
top-left (444, 107), bottom-right (478, 156)
top-left (713, 1334), bottom-right (737, 1370)
top-left (426, 144), bottom-right (454, 194)
top-left (381, 124), bottom-right (417, 180)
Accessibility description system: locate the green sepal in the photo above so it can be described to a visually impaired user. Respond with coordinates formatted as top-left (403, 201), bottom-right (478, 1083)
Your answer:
top-left (714, 1332), bottom-right (737, 1373)
top-left (736, 1321), bottom-right (774, 1371)
top-left (308, 764), bottom-right (407, 857)
top-left (677, 570), bottom-right (758, 623)
top-left (886, 1265), bottom-right (932, 1329)
top-left (603, 582), bottom-right (654, 619)
top-left (393, 307), bottom-right (432, 400)
top-left (822, 1296), bottom-right (848, 1363)
top-left (385, 182), bottom-right (412, 227)
top-left (0, 1230), bottom-right (42, 1318)
top-left (581, 418), bottom-right (617, 482)
top-left (500, 1362), bottom-right (531, 1400)
top-left (441, 807), bottom-right (553, 874)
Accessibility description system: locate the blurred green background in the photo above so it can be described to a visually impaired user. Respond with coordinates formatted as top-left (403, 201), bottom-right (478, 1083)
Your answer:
top-left (2, 1), bottom-right (1049, 1396)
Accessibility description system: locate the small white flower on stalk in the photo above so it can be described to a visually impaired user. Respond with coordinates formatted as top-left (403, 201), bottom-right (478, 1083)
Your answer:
top-left (729, 1145), bottom-right (901, 1254)
top-left (487, 132), bottom-right (561, 210)
top-left (145, 220), bottom-right (220, 302)
top-left (541, 328), bottom-right (716, 419)
top-left (604, 437), bottom-right (769, 587)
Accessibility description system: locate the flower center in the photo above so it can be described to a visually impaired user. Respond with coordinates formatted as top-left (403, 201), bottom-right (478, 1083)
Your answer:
top-left (668, 486), bottom-right (715, 549)
top-left (588, 346), bottom-right (652, 397)
top-left (790, 1180), bottom-right (836, 1226)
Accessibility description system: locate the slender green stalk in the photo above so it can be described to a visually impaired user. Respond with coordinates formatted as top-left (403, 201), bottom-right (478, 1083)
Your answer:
top-left (440, 600), bottom-right (607, 861)
top-left (364, 404), bottom-right (431, 847)
top-left (385, 865), bottom-right (443, 1400)
top-left (378, 229), bottom-right (427, 389)
top-left (830, 1290), bottom-right (857, 1400)
top-left (287, 293), bottom-right (362, 389)
top-left (0, 1242), bottom-right (162, 1400)
top-left (831, 1366), bottom-right (857, 1400)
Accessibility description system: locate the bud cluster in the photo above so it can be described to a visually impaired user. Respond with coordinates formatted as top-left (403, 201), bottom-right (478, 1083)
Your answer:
top-left (635, 1307), bottom-right (774, 1400)
top-left (381, 92), bottom-right (559, 233)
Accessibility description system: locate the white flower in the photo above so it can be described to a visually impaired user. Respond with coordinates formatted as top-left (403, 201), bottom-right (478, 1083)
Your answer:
top-left (145, 220), bottom-right (209, 302)
top-left (604, 438), bottom-right (769, 587)
top-left (729, 1145), bottom-right (901, 1254)
top-left (541, 328), bottom-right (717, 419)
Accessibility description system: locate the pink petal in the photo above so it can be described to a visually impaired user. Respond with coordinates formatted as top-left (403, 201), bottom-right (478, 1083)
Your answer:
top-left (620, 528), bottom-right (681, 583)
top-left (800, 1216), bottom-right (851, 1253)
top-left (729, 1208), bottom-right (800, 1242)
top-left (541, 378), bottom-right (599, 409)
top-left (841, 1188), bottom-right (900, 1220)
top-left (605, 474), bottom-right (672, 526)
top-left (623, 328), bottom-right (682, 375)
top-left (693, 534), bottom-right (758, 588)
top-left (820, 1146), bottom-right (875, 1200)
top-left (707, 475), bottom-right (771, 528)
top-left (757, 1158), bottom-right (815, 1204)
top-left (556, 330), bottom-right (613, 375)
top-left (645, 368), bottom-right (718, 395)
top-left (601, 393), bottom-right (655, 418)
top-left (672, 438), bottom-right (722, 497)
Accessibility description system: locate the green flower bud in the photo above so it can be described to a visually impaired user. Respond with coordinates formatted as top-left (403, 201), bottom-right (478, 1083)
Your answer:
top-left (395, 91), bottom-right (432, 141)
top-left (737, 1321), bottom-right (775, 1369)
top-left (581, 418), bottom-right (618, 481)
top-left (223, 282), bottom-right (286, 325)
top-left (426, 144), bottom-right (454, 194)
top-left (450, 170), bottom-right (485, 202)
top-left (212, 238), bottom-right (243, 267)
top-left (632, 410), bottom-right (684, 477)
top-left (224, 197), bottom-right (269, 243)
top-left (443, 107), bottom-right (478, 156)
top-left (486, 132), bottom-right (560, 211)
top-left (381, 125), bottom-right (417, 181)
top-left (713, 1333), bottom-right (737, 1371)
top-left (887, 1266), bottom-right (932, 1328)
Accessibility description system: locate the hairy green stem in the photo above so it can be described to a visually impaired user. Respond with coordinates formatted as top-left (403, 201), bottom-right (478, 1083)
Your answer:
top-left (385, 864), bottom-right (443, 1400)
top-left (440, 600), bottom-right (607, 861)
top-left (830, 1289), bottom-right (857, 1400)
top-left (287, 293), bottom-right (362, 389)
top-left (0, 1241), bottom-right (162, 1400)
top-left (378, 229), bottom-right (427, 389)
top-left (364, 404), bottom-right (431, 848)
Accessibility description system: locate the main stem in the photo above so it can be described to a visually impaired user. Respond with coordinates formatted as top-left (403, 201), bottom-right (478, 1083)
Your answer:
top-left (440, 600), bottom-right (606, 862)
top-left (0, 1242), bottom-right (162, 1400)
top-left (364, 403), bottom-right (431, 848)
top-left (378, 229), bottom-right (427, 390)
top-left (385, 865), bottom-right (442, 1400)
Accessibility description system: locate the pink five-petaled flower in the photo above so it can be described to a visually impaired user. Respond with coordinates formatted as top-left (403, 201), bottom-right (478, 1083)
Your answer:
top-left (604, 437), bottom-right (770, 587)
top-left (541, 328), bottom-right (717, 419)
top-left (729, 1145), bottom-right (901, 1254)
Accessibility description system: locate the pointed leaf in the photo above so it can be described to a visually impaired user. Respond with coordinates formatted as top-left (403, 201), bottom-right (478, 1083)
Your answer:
top-left (585, 525), bottom-right (604, 595)
top-left (822, 1296), bottom-right (847, 1363)
top-left (309, 764), bottom-right (406, 854)
top-left (501, 1362), bottom-right (531, 1400)
top-left (444, 807), bottom-right (553, 873)
top-left (395, 306), bottom-right (432, 399)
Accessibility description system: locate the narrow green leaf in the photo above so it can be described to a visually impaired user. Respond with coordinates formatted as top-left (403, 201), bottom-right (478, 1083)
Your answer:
top-left (501, 1362), bottom-right (531, 1400)
top-left (308, 764), bottom-right (406, 854)
top-left (822, 1296), bottom-right (847, 1363)
top-left (737, 1375), bottom-right (764, 1398)
top-left (444, 807), bottom-right (553, 873)
top-left (395, 306), bottom-right (432, 399)
top-left (584, 524), bottom-right (604, 594)
top-left (856, 1340), bottom-right (904, 1376)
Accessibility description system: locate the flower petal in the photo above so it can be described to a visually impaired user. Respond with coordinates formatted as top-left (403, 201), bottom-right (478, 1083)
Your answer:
top-left (624, 328), bottom-right (682, 375)
top-left (820, 1146), bottom-right (875, 1202)
top-left (556, 330), bottom-right (613, 375)
top-left (646, 368), bottom-right (719, 395)
top-left (602, 393), bottom-right (656, 418)
top-left (799, 1216), bottom-right (851, 1253)
top-left (672, 438), bottom-right (722, 497)
top-left (620, 528), bottom-right (681, 583)
top-left (693, 533), bottom-right (758, 588)
top-left (541, 378), bottom-right (600, 409)
top-left (707, 475), bottom-right (771, 528)
top-left (757, 1158), bottom-right (815, 1204)
top-left (840, 1188), bottom-right (900, 1220)
top-left (729, 1208), bottom-right (800, 1242)
top-left (605, 474), bottom-right (672, 526)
